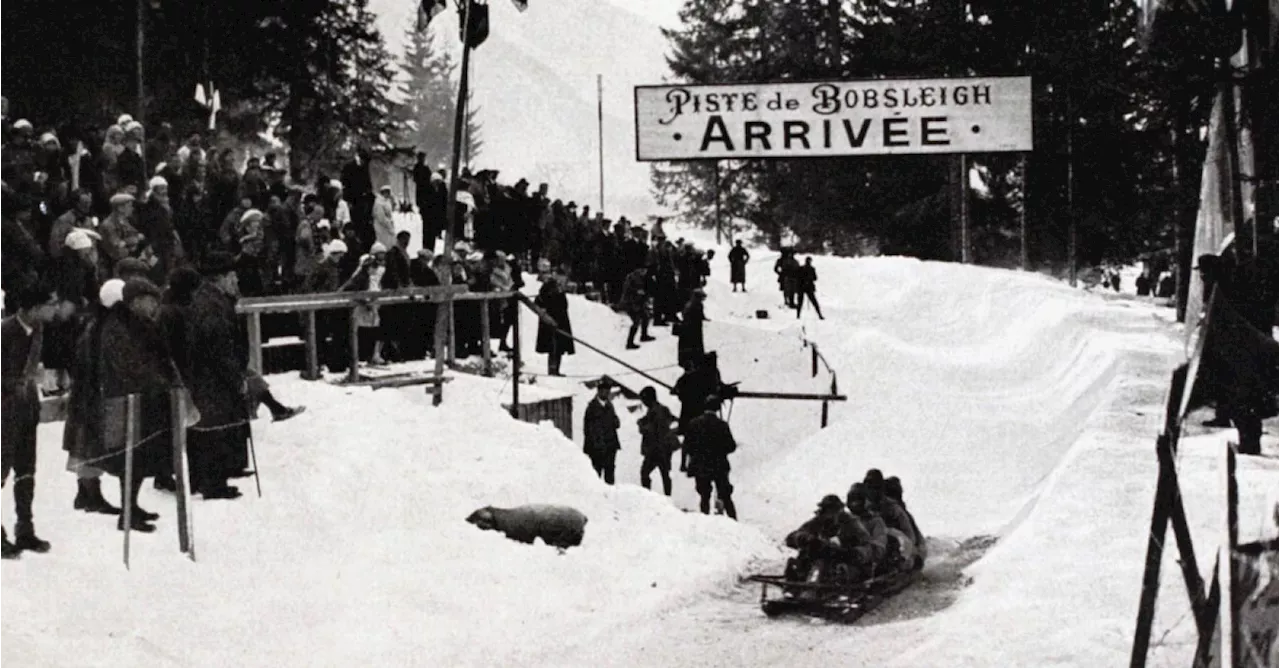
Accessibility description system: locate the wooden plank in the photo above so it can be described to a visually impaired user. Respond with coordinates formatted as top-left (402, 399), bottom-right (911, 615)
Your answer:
top-left (236, 285), bottom-right (467, 313)
top-left (734, 391), bottom-right (848, 402)
top-left (304, 311), bottom-right (320, 380)
top-left (368, 375), bottom-right (454, 390)
top-left (122, 394), bottom-right (138, 569)
top-left (247, 312), bottom-right (263, 375)
top-left (433, 293), bottom-right (448, 407)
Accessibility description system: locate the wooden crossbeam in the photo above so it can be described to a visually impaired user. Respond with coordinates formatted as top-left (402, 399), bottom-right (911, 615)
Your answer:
top-left (235, 285), bottom-right (472, 314)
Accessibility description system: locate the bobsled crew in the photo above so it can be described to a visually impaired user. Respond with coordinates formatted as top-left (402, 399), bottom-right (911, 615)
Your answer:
top-left (750, 468), bottom-right (928, 623)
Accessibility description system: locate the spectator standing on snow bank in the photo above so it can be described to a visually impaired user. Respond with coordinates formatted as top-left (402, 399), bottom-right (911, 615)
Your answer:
top-left (677, 288), bottom-right (707, 369)
top-left (583, 378), bottom-right (621, 485)
top-left (795, 257), bottom-right (824, 320)
top-left (534, 277), bottom-right (573, 377)
top-left (2, 283), bottom-right (61, 558)
top-left (728, 240), bottom-right (749, 292)
top-left (637, 386), bottom-right (679, 496)
top-left (683, 394), bottom-right (738, 519)
top-left (618, 265), bottom-right (654, 351)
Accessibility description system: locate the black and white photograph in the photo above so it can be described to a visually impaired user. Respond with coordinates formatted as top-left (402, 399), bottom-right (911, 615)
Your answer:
top-left (1, 0), bottom-right (1277, 665)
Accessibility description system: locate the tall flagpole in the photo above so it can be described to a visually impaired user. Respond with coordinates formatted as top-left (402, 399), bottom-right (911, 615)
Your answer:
top-left (597, 74), bottom-right (604, 212)
top-left (434, 0), bottom-right (474, 403)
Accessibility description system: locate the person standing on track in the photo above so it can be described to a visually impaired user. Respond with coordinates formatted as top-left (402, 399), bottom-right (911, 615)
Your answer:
top-left (795, 257), bottom-right (824, 320)
top-left (683, 394), bottom-right (738, 519)
top-left (637, 386), bottom-right (679, 496)
top-left (728, 240), bottom-right (749, 292)
top-left (583, 378), bottom-right (621, 485)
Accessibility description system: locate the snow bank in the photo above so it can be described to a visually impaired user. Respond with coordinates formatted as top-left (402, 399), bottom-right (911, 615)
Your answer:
top-left (2, 373), bottom-right (780, 667)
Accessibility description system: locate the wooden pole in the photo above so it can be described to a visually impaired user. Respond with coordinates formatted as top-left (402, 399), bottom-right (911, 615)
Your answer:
top-left (247, 312), bottom-right (263, 375)
top-left (136, 0), bottom-right (147, 177)
top-left (1020, 153), bottom-right (1030, 270)
top-left (714, 161), bottom-right (723, 245)
top-left (436, 0), bottom-right (474, 394)
top-left (304, 311), bottom-right (319, 380)
top-left (811, 343), bottom-right (819, 378)
top-left (1220, 443), bottom-right (1239, 668)
top-left (480, 296), bottom-right (492, 377)
top-left (1067, 105), bottom-right (1078, 287)
top-left (959, 154), bottom-right (970, 264)
top-left (347, 308), bottom-right (359, 383)
top-left (170, 389), bottom-right (194, 559)
top-left (122, 394), bottom-right (138, 569)
top-left (511, 295), bottom-right (520, 419)
top-left (597, 74), bottom-right (605, 212)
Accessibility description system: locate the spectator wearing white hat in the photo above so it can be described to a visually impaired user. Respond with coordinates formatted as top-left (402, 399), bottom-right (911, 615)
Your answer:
top-left (235, 208), bottom-right (266, 296)
top-left (116, 126), bottom-right (146, 195)
top-left (140, 175), bottom-right (184, 283)
top-left (328, 179), bottom-right (352, 233)
top-left (341, 241), bottom-right (389, 365)
top-left (1, 119), bottom-right (38, 196)
top-left (47, 188), bottom-right (99, 261)
top-left (308, 239), bottom-right (353, 372)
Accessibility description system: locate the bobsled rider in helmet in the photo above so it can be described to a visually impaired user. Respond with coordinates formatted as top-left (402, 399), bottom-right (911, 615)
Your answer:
top-left (783, 494), bottom-right (877, 583)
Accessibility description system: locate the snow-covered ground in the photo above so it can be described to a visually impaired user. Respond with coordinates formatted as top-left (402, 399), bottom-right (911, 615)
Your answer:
top-left (3, 221), bottom-right (1276, 667)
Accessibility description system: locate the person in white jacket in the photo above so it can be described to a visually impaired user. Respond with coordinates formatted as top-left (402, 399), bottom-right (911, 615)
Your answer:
top-left (372, 185), bottom-right (397, 249)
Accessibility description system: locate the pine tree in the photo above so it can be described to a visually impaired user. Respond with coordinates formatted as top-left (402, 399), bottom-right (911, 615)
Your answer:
top-left (395, 25), bottom-right (482, 168)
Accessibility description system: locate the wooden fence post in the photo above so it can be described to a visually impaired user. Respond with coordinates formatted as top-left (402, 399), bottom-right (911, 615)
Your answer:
top-left (1220, 443), bottom-right (1240, 668)
top-left (304, 311), bottom-right (319, 380)
top-left (812, 344), bottom-right (819, 378)
top-left (170, 388), bottom-right (194, 560)
top-left (511, 295), bottom-right (520, 418)
top-left (480, 296), bottom-right (492, 377)
top-left (433, 294), bottom-right (449, 406)
top-left (347, 307), bottom-right (360, 384)
top-left (122, 394), bottom-right (139, 569)
top-left (247, 312), bottom-right (263, 375)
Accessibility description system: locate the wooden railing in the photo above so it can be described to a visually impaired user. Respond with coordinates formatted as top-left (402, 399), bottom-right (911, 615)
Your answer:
top-left (235, 287), bottom-right (517, 393)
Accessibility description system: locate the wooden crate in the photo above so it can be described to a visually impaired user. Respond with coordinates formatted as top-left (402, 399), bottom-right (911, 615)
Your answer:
top-left (505, 395), bottom-right (574, 440)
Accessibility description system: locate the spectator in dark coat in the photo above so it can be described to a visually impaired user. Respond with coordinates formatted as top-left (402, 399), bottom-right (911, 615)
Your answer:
top-left (63, 280), bottom-right (125, 516)
top-left (678, 289), bottom-right (707, 369)
top-left (637, 386), bottom-right (679, 496)
top-left (795, 257), bottom-right (823, 319)
top-left (728, 240), bottom-right (749, 292)
top-left (583, 379), bottom-right (621, 484)
top-left (682, 394), bottom-right (738, 519)
top-left (95, 278), bottom-right (182, 533)
top-left (618, 266), bottom-right (654, 350)
top-left (2, 283), bottom-right (61, 557)
top-left (534, 277), bottom-right (573, 377)
top-left (181, 254), bottom-right (251, 499)
top-left (340, 149), bottom-right (375, 246)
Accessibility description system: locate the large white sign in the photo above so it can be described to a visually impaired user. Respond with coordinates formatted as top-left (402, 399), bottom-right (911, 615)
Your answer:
top-left (634, 76), bottom-right (1032, 161)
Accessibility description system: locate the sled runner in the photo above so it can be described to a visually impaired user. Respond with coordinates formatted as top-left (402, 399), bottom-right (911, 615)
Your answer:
top-left (747, 560), bottom-right (918, 623)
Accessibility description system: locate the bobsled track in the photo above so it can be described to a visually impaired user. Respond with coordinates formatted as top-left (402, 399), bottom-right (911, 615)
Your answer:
top-left (3, 224), bottom-right (1276, 667)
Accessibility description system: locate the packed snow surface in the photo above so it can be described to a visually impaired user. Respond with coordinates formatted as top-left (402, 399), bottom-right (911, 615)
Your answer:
top-left (4, 223), bottom-right (1275, 667)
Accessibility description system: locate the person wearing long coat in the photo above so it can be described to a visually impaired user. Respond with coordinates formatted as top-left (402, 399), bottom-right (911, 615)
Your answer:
top-left (62, 288), bottom-right (121, 516)
top-left (94, 278), bottom-right (183, 532)
top-left (728, 241), bottom-right (749, 291)
top-left (534, 278), bottom-right (573, 377)
top-left (181, 257), bottom-right (251, 499)
top-left (678, 289), bottom-right (707, 369)
top-left (583, 380), bottom-right (621, 484)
